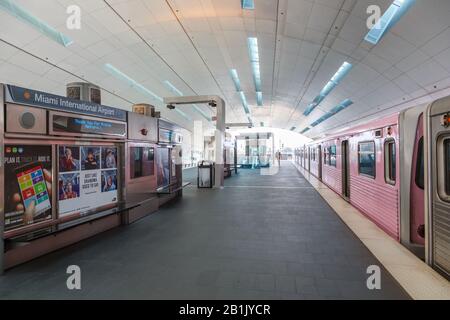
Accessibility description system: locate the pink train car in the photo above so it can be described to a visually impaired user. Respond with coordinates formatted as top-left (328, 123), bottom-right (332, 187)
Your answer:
top-left (296, 96), bottom-right (450, 280)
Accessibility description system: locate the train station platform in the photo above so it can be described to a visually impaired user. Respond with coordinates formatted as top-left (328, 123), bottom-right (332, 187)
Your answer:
top-left (0, 162), bottom-right (410, 299)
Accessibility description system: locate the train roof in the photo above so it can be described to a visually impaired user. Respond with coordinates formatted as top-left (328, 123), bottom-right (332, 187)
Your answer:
top-left (306, 112), bottom-right (400, 145)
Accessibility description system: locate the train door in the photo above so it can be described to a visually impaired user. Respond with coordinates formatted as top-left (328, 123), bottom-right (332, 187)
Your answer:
top-left (318, 145), bottom-right (322, 180)
top-left (341, 140), bottom-right (350, 199)
top-left (307, 147), bottom-right (311, 172)
top-left (426, 100), bottom-right (450, 279)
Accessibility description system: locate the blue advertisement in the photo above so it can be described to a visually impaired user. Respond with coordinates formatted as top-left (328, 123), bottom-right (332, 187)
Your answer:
top-left (4, 84), bottom-right (127, 121)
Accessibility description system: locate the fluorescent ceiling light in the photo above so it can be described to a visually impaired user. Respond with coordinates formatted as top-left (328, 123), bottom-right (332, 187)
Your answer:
top-left (241, 0), bottom-right (254, 10)
top-left (248, 37), bottom-right (263, 106)
top-left (310, 99), bottom-right (353, 127)
top-left (290, 127), bottom-right (296, 131)
top-left (0, 0), bottom-right (73, 47)
top-left (230, 69), bottom-right (242, 92)
top-left (163, 80), bottom-right (211, 122)
top-left (256, 92), bottom-right (263, 106)
top-left (260, 122), bottom-right (264, 127)
top-left (365, 0), bottom-right (416, 45)
top-left (300, 127), bottom-right (310, 134)
top-left (229, 69), bottom-right (251, 117)
top-left (238, 91), bottom-right (250, 115)
top-left (104, 63), bottom-right (163, 103)
top-left (303, 62), bottom-right (352, 116)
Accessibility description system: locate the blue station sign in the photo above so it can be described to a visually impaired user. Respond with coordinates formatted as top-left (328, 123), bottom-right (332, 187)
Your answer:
top-left (4, 84), bottom-right (127, 122)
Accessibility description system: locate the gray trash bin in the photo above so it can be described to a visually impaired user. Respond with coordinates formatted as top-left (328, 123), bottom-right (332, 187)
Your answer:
top-left (198, 160), bottom-right (215, 188)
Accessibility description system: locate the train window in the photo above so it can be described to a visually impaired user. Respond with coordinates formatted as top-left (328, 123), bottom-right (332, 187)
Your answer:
top-left (358, 141), bottom-right (376, 178)
top-left (444, 140), bottom-right (450, 196)
top-left (384, 140), bottom-right (396, 185)
top-left (329, 145), bottom-right (337, 167)
top-left (415, 137), bottom-right (424, 190)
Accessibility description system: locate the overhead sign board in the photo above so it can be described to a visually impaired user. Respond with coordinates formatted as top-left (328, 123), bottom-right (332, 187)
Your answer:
top-left (4, 84), bottom-right (127, 121)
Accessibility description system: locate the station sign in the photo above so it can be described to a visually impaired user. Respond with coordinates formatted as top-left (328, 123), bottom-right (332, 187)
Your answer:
top-left (4, 84), bottom-right (127, 121)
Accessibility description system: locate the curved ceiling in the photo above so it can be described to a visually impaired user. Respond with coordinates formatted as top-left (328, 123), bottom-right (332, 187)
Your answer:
top-left (1, 0), bottom-right (450, 137)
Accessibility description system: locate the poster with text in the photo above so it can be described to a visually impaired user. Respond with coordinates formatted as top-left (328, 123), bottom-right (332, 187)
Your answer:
top-left (157, 147), bottom-right (170, 188)
top-left (58, 145), bottom-right (118, 216)
top-left (4, 145), bottom-right (52, 231)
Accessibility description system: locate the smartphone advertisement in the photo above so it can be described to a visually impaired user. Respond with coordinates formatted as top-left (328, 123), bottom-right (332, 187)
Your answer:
top-left (3, 145), bottom-right (53, 231)
top-left (58, 145), bottom-right (118, 216)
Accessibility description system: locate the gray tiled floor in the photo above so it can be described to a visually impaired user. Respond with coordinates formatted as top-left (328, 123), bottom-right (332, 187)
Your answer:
top-left (0, 162), bottom-right (410, 299)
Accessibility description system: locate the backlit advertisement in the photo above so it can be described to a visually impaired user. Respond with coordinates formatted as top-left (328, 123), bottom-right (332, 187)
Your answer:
top-left (3, 145), bottom-right (53, 231)
top-left (157, 147), bottom-right (170, 189)
top-left (58, 145), bottom-right (118, 216)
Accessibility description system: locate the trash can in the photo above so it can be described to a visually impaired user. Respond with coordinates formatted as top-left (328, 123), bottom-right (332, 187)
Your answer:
top-left (198, 160), bottom-right (215, 188)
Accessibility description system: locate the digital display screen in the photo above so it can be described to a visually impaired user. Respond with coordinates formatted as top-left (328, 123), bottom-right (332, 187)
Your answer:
top-left (159, 128), bottom-right (172, 143)
top-left (16, 165), bottom-right (51, 216)
top-left (53, 115), bottom-right (126, 137)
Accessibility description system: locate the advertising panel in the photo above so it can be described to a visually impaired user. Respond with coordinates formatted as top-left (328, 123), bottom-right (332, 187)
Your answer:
top-left (58, 145), bottom-right (118, 216)
top-left (156, 147), bottom-right (170, 189)
top-left (3, 145), bottom-right (53, 231)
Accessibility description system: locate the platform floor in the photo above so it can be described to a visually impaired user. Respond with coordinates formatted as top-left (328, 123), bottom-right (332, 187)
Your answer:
top-left (0, 162), bottom-right (409, 299)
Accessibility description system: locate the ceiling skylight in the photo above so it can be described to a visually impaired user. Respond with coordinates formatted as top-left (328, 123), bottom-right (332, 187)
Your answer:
top-left (303, 62), bottom-right (352, 116)
top-left (365, 0), bottom-right (416, 45)
top-left (0, 0), bottom-right (73, 47)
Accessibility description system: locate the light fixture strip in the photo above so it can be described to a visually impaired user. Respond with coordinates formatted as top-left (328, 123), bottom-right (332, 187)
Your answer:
top-left (300, 127), bottom-right (310, 134)
top-left (248, 37), bottom-right (263, 106)
top-left (0, 0), bottom-right (73, 47)
top-left (256, 92), bottom-right (263, 106)
top-left (229, 69), bottom-right (251, 117)
top-left (303, 61), bottom-right (352, 116)
top-left (230, 69), bottom-right (242, 92)
top-left (105, 64), bottom-right (163, 103)
top-left (310, 99), bottom-right (353, 127)
top-left (364, 0), bottom-right (416, 45)
top-left (238, 91), bottom-right (250, 114)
